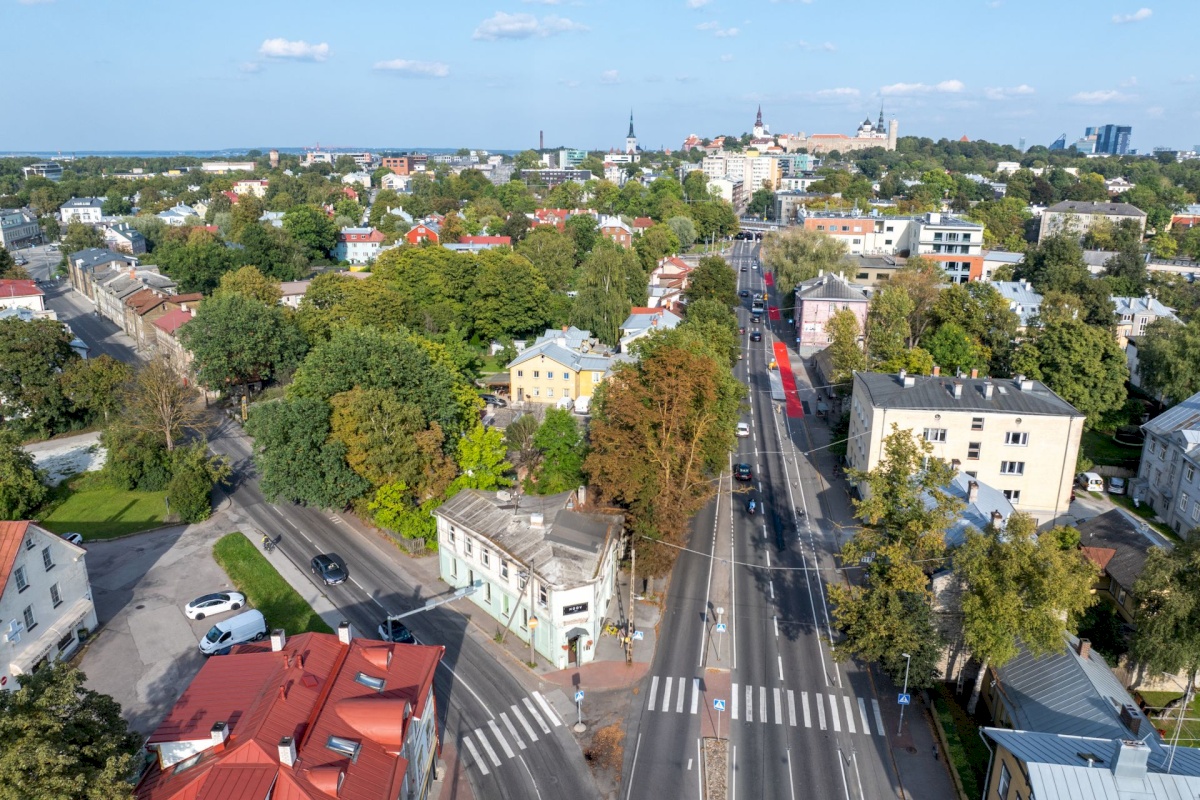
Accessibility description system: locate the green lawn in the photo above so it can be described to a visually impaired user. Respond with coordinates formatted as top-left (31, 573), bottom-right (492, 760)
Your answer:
top-left (1138, 690), bottom-right (1200, 746)
top-left (212, 533), bottom-right (333, 635)
top-left (932, 684), bottom-right (989, 800)
top-left (1082, 430), bottom-right (1143, 468)
top-left (37, 475), bottom-right (168, 541)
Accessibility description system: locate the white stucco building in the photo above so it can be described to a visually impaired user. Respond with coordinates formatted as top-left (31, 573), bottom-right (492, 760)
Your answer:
top-left (59, 197), bottom-right (104, 225)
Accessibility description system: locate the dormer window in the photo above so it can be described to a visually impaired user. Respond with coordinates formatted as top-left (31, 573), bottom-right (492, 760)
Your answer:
top-left (326, 736), bottom-right (361, 761)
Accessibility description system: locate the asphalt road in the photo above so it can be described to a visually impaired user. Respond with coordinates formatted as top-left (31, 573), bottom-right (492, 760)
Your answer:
top-left (43, 279), bottom-right (150, 362)
top-left (53, 286), bottom-right (597, 800)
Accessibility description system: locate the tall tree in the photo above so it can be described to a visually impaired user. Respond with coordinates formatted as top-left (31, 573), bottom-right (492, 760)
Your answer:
top-left (472, 251), bottom-right (552, 340)
top-left (826, 308), bottom-right (867, 390)
top-left (633, 224), bottom-right (680, 273)
top-left (504, 413), bottom-right (543, 476)
top-left (214, 264), bottom-right (283, 305)
top-left (516, 227), bottom-right (578, 291)
top-left (0, 429), bottom-right (48, 520)
top-left (283, 204), bottom-right (338, 260)
top-left (888, 256), bottom-right (943, 347)
top-left (761, 226), bottom-right (848, 301)
top-left (180, 294), bottom-right (307, 391)
top-left (1012, 318), bottom-right (1128, 422)
top-left (570, 245), bottom-right (641, 345)
top-left (123, 359), bottom-right (207, 452)
top-left (0, 249), bottom-right (29, 280)
top-left (60, 355), bottom-right (132, 425)
top-left (666, 216), bottom-right (697, 250)
top-left (0, 662), bottom-right (140, 800)
top-left (865, 286), bottom-right (914, 371)
top-left (564, 214), bottom-right (600, 262)
top-left (533, 408), bottom-right (587, 494)
top-left (684, 255), bottom-right (737, 308)
top-left (922, 321), bottom-right (986, 374)
top-left (1131, 536), bottom-right (1200, 692)
top-left (1132, 316), bottom-right (1197, 403)
top-left (61, 221), bottom-right (103, 255)
top-left (0, 316), bottom-right (78, 437)
top-left (447, 423), bottom-right (513, 494)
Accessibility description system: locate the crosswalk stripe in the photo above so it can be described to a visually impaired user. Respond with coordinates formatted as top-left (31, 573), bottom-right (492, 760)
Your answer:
top-left (746, 685), bottom-right (754, 723)
top-left (533, 692), bottom-right (562, 727)
top-left (816, 693), bottom-right (825, 730)
top-left (462, 734), bottom-right (490, 775)
top-left (648, 676), bottom-right (659, 712)
top-left (872, 699), bottom-right (885, 736)
top-left (773, 688), bottom-right (783, 725)
top-left (663, 678), bottom-right (673, 714)
top-left (676, 679), bottom-right (686, 714)
top-left (500, 712), bottom-right (526, 750)
top-left (829, 694), bottom-right (841, 732)
top-left (474, 728), bottom-right (502, 767)
top-left (787, 690), bottom-right (797, 727)
top-left (843, 696), bottom-right (856, 734)
top-left (760, 687), bottom-right (767, 724)
top-left (524, 697), bottom-right (551, 734)
top-left (732, 683), bottom-right (739, 720)
top-left (802, 692), bottom-right (812, 728)
top-left (858, 698), bottom-right (870, 734)
top-left (512, 705), bottom-right (538, 742)
top-left (489, 720), bottom-right (515, 759)
top-left (691, 678), bottom-right (700, 715)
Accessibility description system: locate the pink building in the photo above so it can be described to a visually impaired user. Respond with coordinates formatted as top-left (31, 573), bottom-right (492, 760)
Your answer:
top-left (795, 271), bottom-right (869, 353)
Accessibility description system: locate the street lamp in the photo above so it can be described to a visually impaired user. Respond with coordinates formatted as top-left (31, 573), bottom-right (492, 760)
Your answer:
top-left (897, 652), bottom-right (912, 735)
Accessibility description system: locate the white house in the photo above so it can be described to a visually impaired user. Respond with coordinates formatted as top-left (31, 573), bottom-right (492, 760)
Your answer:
top-left (0, 279), bottom-right (45, 313)
top-left (1, 521), bottom-right (98, 690)
top-left (434, 487), bottom-right (623, 670)
top-left (156, 204), bottom-right (200, 227)
top-left (59, 197), bottom-right (104, 225)
top-left (380, 172), bottom-right (412, 192)
top-left (333, 227), bottom-right (385, 265)
top-left (232, 179), bottom-right (269, 198)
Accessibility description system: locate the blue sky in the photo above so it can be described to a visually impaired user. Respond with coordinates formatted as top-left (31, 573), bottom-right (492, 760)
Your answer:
top-left (3, 0), bottom-right (1199, 153)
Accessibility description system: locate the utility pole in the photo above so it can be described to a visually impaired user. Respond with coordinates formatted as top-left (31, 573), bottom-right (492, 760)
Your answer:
top-left (897, 652), bottom-right (912, 736)
top-left (527, 559), bottom-right (538, 667)
top-left (627, 539), bottom-right (636, 664)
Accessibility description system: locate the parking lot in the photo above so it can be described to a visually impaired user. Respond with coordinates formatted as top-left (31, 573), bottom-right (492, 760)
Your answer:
top-left (78, 522), bottom-right (245, 735)
top-left (11, 242), bottom-right (62, 283)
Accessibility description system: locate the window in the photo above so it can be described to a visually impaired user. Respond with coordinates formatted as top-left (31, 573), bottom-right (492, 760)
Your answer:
top-left (965, 471), bottom-right (978, 478)
top-left (481, 549), bottom-right (490, 568)
top-left (968, 442), bottom-right (981, 460)
top-left (484, 583), bottom-right (492, 603)
top-left (451, 558), bottom-right (458, 578)
top-left (547, 388), bottom-right (554, 398)
top-left (517, 370), bottom-right (523, 377)
top-left (1193, 503), bottom-right (1200, 522)
top-left (500, 560), bottom-right (509, 579)
top-left (41, 547), bottom-right (54, 571)
top-left (1000, 461), bottom-right (1025, 475)
top-left (1116, 587), bottom-right (1128, 606)
top-left (1188, 466), bottom-right (1196, 483)
top-left (49, 583), bottom-right (61, 608)
top-left (23, 605), bottom-right (36, 632)
top-left (852, 238), bottom-right (861, 245)
top-left (534, 388), bottom-right (540, 396)
top-left (923, 428), bottom-right (947, 443)
top-left (465, 538), bottom-right (473, 555)
top-left (841, 225), bottom-right (849, 232)
top-left (997, 763), bottom-right (1011, 798)
top-left (933, 232), bottom-right (943, 241)
top-left (563, 372), bottom-right (569, 381)
top-left (447, 527), bottom-right (455, 546)
top-left (816, 225), bottom-right (825, 231)
top-left (593, 373), bottom-right (601, 383)
top-left (1181, 492), bottom-right (1190, 513)
top-left (971, 417), bottom-right (984, 431)
top-left (886, 225), bottom-right (894, 232)
top-left (56, 631), bottom-right (74, 652)
top-left (533, 371), bottom-right (540, 379)
top-left (962, 233), bottom-right (971, 242)
top-left (326, 736), bottom-right (362, 761)
top-left (14, 566), bottom-right (27, 592)
top-left (24, 536), bottom-right (34, 551)
top-left (522, 609), bottom-right (529, 630)
top-left (355, 672), bottom-right (386, 691)
top-left (519, 575), bottom-right (528, 591)
top-left (1004, 431), bottom-right (1029, 446)
top-left (538, 585), bottom-right (548, 607)
top-left (1002, 489), bottom-right (1021, 504)
top-left (884, 239), bottom-right (893, 245)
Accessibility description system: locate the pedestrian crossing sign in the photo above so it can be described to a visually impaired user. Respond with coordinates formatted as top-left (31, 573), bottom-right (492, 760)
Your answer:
top-left (632, 630), bottom-right (644, 640)
top-left (714, 699), bottom-right (726, 711)
top-left (575, 691), bottom-right (585, 703)
top-left (715, 623), bottom-right (727, 633)
top-left (897, 693), bottom-right (911, 705)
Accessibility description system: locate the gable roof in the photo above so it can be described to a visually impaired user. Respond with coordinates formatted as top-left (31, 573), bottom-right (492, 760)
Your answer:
top-left (795, 271), bottom-right (868, 302)
top-left (0, 521), bottom-right (31, 596)
top-left (152, 307), bottom-right (193, 335)
top-left (1076, 509), bottom-right (1157, 589)
top-left (125, 288), bottom-right (165, 316)
top-left (1112, 295), bottom-right (1179, 322)
top-left (855, 372), bottom-right (1082, 418)
top-left (0, 279), bottom-right (44, 300)
top-left (62, 197), bottom-right (104, 209)
top-left (1047, 200), bottom-right (1147, 218)
top-left (940, 472), bottom-right (1015, 547)
top-left (1142, 391), bottom-right (1200, 436)
top-left (69, 247), bottom-right (135, 270)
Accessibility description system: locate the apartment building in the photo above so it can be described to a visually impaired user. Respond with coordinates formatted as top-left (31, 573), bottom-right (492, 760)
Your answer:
top-left (800, 212), bottom-right (984, 282)
top-left (59, 197), bottom-right (104, 225)
top-left (507, 327), bottom-right (615, 405)
top-left (0, 208), bottom-right (42, 249)
top-left (231, 178), bottom-right (268, 197)
top-left (793, 271), bottom-right (869, 352)
top-left (333, 227), bottom-right (385, 265)
top-left (1039, 201), bottom-right (1147, 243)
top-left (1134, 391), bottom-right (1200, 535)
top-left (1113, 294), bottom-right (1180, 348)
top-left (21, 162), bottom-right (62, 182)
top-left (434, 487), bottom-right (623, 670)
top-left (847, 371), bottom-right (1085, 524)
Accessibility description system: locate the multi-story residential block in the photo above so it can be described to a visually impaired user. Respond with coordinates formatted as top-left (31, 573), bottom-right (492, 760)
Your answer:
top-left (842, 254), bottom-right (906, 287)
top-left (341, 171), bottom-right (372, 189)
top-left (156, 204), bottom-right (199, 226)
top-left (802, 212), bottom-right (985, 282)
top-left (793, 271), bottom-right (869, 353)
top-left (380, 172), bottom-right (412, 192)
top-left (102, 222), bottom-right (147, 255)
top-left (435, 486), bottom-right (623, 669)
top-left (1, 521), bottom-right (99, 690)
top-left (59, 197), bottom-right (104, 225)
top-left (333, 227), bottom-right (385, 265)
top-left (231, 178), bottom-right (268, 197)
top-left (65, 247), bottom-right (139, 299)
top-left (135, 626), bottom-right (443, 800)
top-left (199, 161), bottom-right (254, 173)
top-left (1038, 200), bottom-right (1147, 243)
top-left (21, 162), bottom-right (63, 182)
top-left (0, 279), bottom-right (44, 313)
top-left (847, 371), bottom-right (1084, 524)
top-left (89, 267), bottom-right (177, 328)
top-left (0, 208), bottom-right (42, 250)
top-left (1134, 391), bottom-right (1200, 535)
top-left (381, 155), bottom-right (428, 176)
top-left (1113, 294), bottom-right (1180, 348)
top-left (598, 215), bottom-right (632, 249)
top-left (520, 168), bottom-right (594, 188)
top-left (992, 280), bottom-right (1044, 329)
top-left (151, 307), bottom-right (196, 379)
top-left (507, 327), bottom-right (615, 405)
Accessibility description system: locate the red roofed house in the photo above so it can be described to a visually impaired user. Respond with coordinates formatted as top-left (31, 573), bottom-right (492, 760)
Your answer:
top-left (342, 186), bottom-right (359, 202)
top-left (405, 220), bottom-right (441, 245)
top-left (599, 215), bottom-right (633, 249)
top-left (0, 279), bottom-right (45, 313)
top-left (333, 228), bottom-right (386, 267)
top-left (221, 191), bottom-right (240, 204)
top-left (632, 217), bottom-right (654, 234)
top-left (531, 208), bottom-right (571, 230)
top-left (152, 305), bottom-right (197, 381)
top-left (135, 626), bottom-right (443, 800)
top-left (0, 521), bottom-right (98, 691)
top-left (648, 256), bottom-right (693, 313)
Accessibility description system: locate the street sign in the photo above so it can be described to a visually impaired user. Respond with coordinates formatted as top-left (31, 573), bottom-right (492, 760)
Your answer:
top-left (713, 699), bottom-right (726, 711)
top-left (897, 693), bottom-right (911, 705)
top-left (715, 623), bottom-right (727, 633)
top-left (575, 690), bottom-right (585, 703)
top-left (632, 630), bottom-right (644, 641)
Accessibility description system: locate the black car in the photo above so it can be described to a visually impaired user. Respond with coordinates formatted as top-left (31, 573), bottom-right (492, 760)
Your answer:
top-left (740, 266), bottom-right (747, 272)
top-left (739, 289), bottom-right (749, 297)
top-left (377, 621), bottom-right (417, 643)
top-left (750, 330), bottom-right (762, 342)
top-left (734, 463), bottom-right (752, 481)
top-left (480, 394), bottom-right (507, 407)
top-left (311, 553), bottom-right (348, 585)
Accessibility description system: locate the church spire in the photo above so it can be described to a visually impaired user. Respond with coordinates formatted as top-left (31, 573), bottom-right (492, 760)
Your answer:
top-left (876, 105), bottom-right (886, 133)
top-left (627, 109), bottom-right (635, 138)
top-left (755, 105), bottom-right (763, 127)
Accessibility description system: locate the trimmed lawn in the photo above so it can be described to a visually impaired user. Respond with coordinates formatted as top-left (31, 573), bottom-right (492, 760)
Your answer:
top-left (1138, 690), bottom-right (1200, 746)
top-left (213, 533), bottom-right (332, 635)
top-left (37, 475), bottom-right (168, 541)
top-left (1082, 430), bottom-right (1142, 468)
top-left (932, 684), bottom-right (989, 800)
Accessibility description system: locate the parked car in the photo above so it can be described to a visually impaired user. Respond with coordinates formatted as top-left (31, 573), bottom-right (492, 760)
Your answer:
top-left (734, 463), bottom-right (752, 481)
top-left (750, 330), bottom-right (762, 342)
top-left (736, 422), bottom-right (750, 437)
top-left (311, 553), bottom-right (349, 585)
top-left (480, 394), bottom-right (507, 407)
top-left (1077, 472), bottom-right (1105, 493)
top-left (741, 266), bottom-right (747, 272)
top-left (1107, 476), bottom-right (1128, 495)
top-left (198, 609), bottom-right (267, 655)
top-left (739, 289), bottom-right (750, 297)
top-left (377, 621), bottom-right (417, 644)
top-left (60, 532), bottom-right (84, 545)
top-left (185, 592), bottom-right (247, 620)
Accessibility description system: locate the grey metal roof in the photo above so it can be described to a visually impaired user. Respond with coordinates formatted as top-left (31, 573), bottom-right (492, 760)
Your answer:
top-left (855, 372), bottom-right (1082, 417)
top-left (992, 280), bottom-right (1043, 327)
top-left (1083, 249), bottom-right (1119, 268)
top-left (69, 247), bottom-right (134, 270)
top-left (795, 272), bottom-right (869, 302)
top-left (1113, 295), bottom-right (1180, 322)
top-left (940, 472), bottom-right (1014, 548)
top-left (993, 632), bottom-right (1155, 743)
top-left (1076, 510), bottom-right (1157, 590)
top-left (434, 489), bottom-right (623, 586)
top-left (1047, 200), bottom-right (1147, 218)
top-left (620, 310), bottom-right (682, 334)
top-left (509, 327), bottom-right (615, 371)
top-left (62, 197), bottom-right (103, 209)
top-left (1142, 391), bottom-right (1200, 436)
top-left (983, 250), bottom-right (1025, 264)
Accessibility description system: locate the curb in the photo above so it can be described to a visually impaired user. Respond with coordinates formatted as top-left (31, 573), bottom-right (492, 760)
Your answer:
top-left (925, 689), bottom-right (970, 800)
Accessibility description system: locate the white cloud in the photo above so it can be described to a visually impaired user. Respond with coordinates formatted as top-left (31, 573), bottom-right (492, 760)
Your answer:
top-left (696, 20), bottom-right (719, 29)
top-left (984, 84), bottom-right (1035, 100)
top-left (714, 26), bottom-right (739, 37)
top-left (1112, 7), bottom-right (1152, 23)
top-left (239, 62), bottom-right (263, 74)
top-left (790, 39), bottom-right (836, 52)
top-left (472, 11), bottom-right (588, 40)
top-left (686, 0), bottom-right (713, 7)
top-left (720, 53), bottom-right (734, 62)
top-left (373, 59), bottom-right (450, 78)
top-left (1070, 89), bottom-right (1134, 104)
top-left (1119, 76), bottom-right (1138, 87)
top-left (258, 38), bottom-right (330, 62)
top-left (880, 79), bottom-right (964, 96)
top-left (936, 79), bottom-right (964, 93)
top-left (816, 87), bottom-right (859, 97)
top-left (600, 69), bottom-right (620, 84)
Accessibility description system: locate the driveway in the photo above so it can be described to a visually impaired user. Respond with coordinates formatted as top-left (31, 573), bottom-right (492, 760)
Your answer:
top-left (77, 518), bottom-right (241, 735)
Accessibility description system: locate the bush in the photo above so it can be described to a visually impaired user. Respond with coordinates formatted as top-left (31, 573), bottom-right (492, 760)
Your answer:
top-left (167, 444), bottom-right (230, 523)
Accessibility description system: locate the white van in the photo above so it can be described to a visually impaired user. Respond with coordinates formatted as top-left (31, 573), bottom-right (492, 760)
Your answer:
top-left (1077, 472), bottom-right (1105, 493)
top-left (198, 609), bottom-right (267, 656)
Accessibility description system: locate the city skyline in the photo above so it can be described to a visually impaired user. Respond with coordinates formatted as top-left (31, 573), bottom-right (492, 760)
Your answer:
top-left (4, 0), bottom-right (1199, 152)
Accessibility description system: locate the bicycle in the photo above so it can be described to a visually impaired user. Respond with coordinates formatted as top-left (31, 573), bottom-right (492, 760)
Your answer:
top-left (261, 535), bottom-right (276, 553)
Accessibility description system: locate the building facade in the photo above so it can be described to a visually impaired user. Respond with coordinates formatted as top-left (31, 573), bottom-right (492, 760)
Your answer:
top-left (598, 216), bottom-right (632, 249)
top-left (59, 197), bottom-right (104, 225)
top-left (793, 271), bottom-right (869, 351)
top-left (507, 327), bottom-right (615, 405)
top-left (0, 279), bottom-right (45, 312)
top-left (21, 162), bottom-right (62, 182)
top-left (1135, 391), bottom-right (1200, 536)
top-left (801, 212), bottom-right (985, 282)
top-left (1113, 294), bottom-right (1180, 348)
top-left (1038, 200), bottom-right (1147, 243)
top-left (333, 227), bottom-right (385, 265)
top-left (0, 209), bottom-right (42, 250)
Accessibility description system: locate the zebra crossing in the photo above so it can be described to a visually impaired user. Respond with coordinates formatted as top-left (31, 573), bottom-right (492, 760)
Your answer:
top-left (644, 676), bottom-right (886, 737)
top-left (459, 691), bottom-right (564, 776)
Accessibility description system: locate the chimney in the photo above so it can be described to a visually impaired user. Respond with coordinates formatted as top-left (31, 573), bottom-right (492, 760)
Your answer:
top-left (577, 485), bottom-right (587, 506)
top-left (932, 365), bottom-right (940, 377)
top-left (1118, 705), bottom-right (1142, 736)
top-left (970, 368), bottom-right (979, 379)
top-left (903, 374), bottom-right (916, 388)
top-left (952, 382), bottom-right (963, 399)
top-left (967, 480), bottom-right (979, 503)
top-left (990, 510), bottom-right (1004, 527)
top-left (898, 368), bottom-right (907, 383)
top-left (271, 629), bottom-right (287, 652)
top-left (278, 736), bottom-right (297, 767)
top-left (210, 721), bottom-right (228, 748)
top-left (1076, 637), bottom-right (1091, 660)
top-left (984, 381), bottom-right (994, 399)
top-left (1110, 738), bottom-right (1149, 779)
top-left (530, 512), bottom-right (545, 528)
top-left (1019, 378), bottom-right (1034, 392)
top-left (928, 212), bottom-right (941, 224)
top-left (337, 621), bottom-right (353, 646)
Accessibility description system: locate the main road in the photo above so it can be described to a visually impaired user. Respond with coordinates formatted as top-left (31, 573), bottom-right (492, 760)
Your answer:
top-left (44, 286), bottom-right (597, 800)
top-left (620, 240), bottom-right (900, 800)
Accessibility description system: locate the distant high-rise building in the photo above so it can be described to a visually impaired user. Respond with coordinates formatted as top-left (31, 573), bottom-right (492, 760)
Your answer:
top-left (1094, 124), bottom-right (1132, 156)
top-left (1018, 137), bottom-right (1026, 153)
top-left (1049, 134), bottom-right (1067, 151)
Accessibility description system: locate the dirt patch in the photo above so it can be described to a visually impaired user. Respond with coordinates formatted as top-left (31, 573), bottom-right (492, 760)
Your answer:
top-left (704, 737), bottom-right (728, 800)
top-left (576, 688), bottom-right (633, 800)
top-left (585, 723), bottom-right (625, 773)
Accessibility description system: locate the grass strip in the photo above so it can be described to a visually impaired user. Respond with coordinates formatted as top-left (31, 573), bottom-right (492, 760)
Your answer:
top-left (213, 533), bottom-right (333, 635)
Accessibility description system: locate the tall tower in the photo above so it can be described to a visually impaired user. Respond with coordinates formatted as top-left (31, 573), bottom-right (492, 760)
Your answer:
top-left (626, 110), bottom-right (638, 154)
top-left (887, 118), bottom-right (898, 151)
top-left (753, 105), bottom-right (766, 138)
top-left (876, 106), bottom-right (886, 134)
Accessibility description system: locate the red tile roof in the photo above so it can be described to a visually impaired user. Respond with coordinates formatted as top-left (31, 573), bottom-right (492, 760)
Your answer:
top-left (222, 191), bottom-right (239, 203)
top-left (125, 288), bottom-right (165, 316)
top-left (152, 307), bottom-right (194, 335)
top-left (168, 293), bottom-right (204, 306)
top-left (136, 632), bottom-right (443, 800)
top-left (459, 235), bottom-right (511, 245)
top-left (0, 521), bottom-right (31, 595)
top-left (632, 217), bottom-right (654, 229)
top-left (0, 280), bottom-right (44, 299)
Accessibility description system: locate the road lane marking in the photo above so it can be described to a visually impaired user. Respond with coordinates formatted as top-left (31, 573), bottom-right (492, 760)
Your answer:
top-left (732, 683), bottom-right (739, 720)
top-left (766, 550), bottom-right (771, 567)
top-left (816, 693), bottom-right (825, 729)
top-left (463, 734), bottom-right (490, 775)
top-left (533, 691), bottom-right (562, 726)
top-left (511, 705), bottom-right (538, 742)
top-left (773, 688), bottom-right (783, 725)
top-left (663, 677), bottom-right (672, 713)
top-left (500, 712), bottom-right (526, 750)
top-left (676, 680), bottom-right (686, 713)
top-left (648, 676), bottom-right (659, 711)
top-left (829, 694), bottom-right (841, 731)
top-left (489, 719), bottom-right (515, 758)
top-left (778, 655), bottom-right (784, 681)
top-left (872, 699), bottom-right (885, 735)
top-left (773, 615), bottom-right (779, 638)
top-left (760, 686), bottom-right (767, 723)
top-left (523, 697), bottom-right (550, 734)
top-left (746, 685), bottom-right (754, 722)
top-left (787, 690), bottom-right (797, 726)
top-left (691, 678), bottom-right (700, 715)
top-left (843, 696), bottom-right (856, 734)
top-left (769, 581), bottom-right (774, 600)
top-left (858, 698), bottom-right (871, 734)
top-left (474, 727), bottom-right (502, 766)
top-left (624, 734), bottom-right (643, 800)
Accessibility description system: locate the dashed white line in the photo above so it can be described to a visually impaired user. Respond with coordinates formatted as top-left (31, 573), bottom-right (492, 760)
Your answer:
top-left (778, 655), bottom-right (784, 681)
top-left (691, 678), bottom-right (700, 715)
top-left (773, 615), bottom-right (779, 638)
top-left (648, 676), bottom-right (659, 711)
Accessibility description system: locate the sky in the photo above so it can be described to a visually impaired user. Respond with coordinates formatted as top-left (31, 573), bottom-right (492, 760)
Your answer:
top-left (3, 0), bottom-right (1199, 154)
